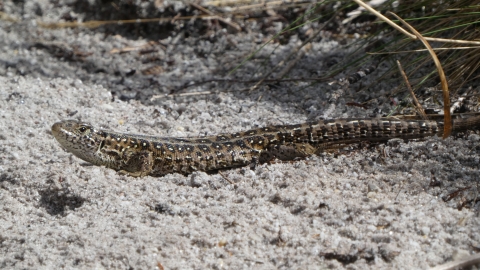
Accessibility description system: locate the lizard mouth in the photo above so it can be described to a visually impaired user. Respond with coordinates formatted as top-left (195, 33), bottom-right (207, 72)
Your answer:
top-left (51, 121), bottom-right (71, 146)
top-left (51, 122), bottom-right (62, 137)
top-left (51, 121), bottom-right (78, 146)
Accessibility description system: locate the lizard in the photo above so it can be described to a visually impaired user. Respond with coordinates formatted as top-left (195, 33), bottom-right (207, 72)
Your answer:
top-left (51, 116), bottom-right (480, 177)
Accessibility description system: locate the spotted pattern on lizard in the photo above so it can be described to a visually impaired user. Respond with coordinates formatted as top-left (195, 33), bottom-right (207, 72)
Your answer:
top-left (51, 116), bottom-right (480, 177)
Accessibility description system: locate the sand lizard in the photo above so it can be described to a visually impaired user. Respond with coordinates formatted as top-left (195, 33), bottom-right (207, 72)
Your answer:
top-left (51, 116), bottom-right (480, 177)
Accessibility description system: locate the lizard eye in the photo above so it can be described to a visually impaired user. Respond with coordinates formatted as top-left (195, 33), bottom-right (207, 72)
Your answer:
top-left (79, 126), bottom-right (88, 133)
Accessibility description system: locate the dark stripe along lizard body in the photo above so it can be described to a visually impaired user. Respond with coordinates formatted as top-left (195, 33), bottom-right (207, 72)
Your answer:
top-left (51, 116), bottom-right (480, 177)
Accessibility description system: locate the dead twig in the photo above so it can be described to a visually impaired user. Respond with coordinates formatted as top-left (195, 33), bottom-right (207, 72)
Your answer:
top-left (191, 2), bottom-right (241, 32)
top-left (351, 0), bottom-right (480, 46)
top-left (396, 60), bottom-right (427, 120)
top-left (389, 12), bottom-right (452, 138)
top-left (430, 253), bottom-right (480, 270)
top-left (218, 172), bottom-right (234, 185)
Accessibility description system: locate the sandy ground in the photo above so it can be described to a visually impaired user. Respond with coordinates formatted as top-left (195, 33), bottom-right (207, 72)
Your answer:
top-left (1, 1), bottom-right (479, 269)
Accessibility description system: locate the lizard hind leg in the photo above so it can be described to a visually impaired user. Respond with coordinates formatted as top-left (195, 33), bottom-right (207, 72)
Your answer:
top-left (119, 150), bottom-right (154, 177)
top-left (260, 143), bottom-right (318, 163)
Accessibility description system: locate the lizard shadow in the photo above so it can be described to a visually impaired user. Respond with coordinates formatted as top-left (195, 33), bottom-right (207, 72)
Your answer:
top-left (38, 187), bottom-right (86, 216)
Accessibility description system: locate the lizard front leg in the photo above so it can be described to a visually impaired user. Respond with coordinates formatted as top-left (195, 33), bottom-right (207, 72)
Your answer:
top-left (119, 149), bottom-right (154, 177)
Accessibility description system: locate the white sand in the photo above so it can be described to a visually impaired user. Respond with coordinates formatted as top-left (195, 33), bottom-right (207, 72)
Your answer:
top-left (0, 1), bottom-right (479, 269)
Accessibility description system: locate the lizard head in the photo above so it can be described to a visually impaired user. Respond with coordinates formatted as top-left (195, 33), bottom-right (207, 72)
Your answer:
top-left (52, 120), bottom-right (106, 166)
